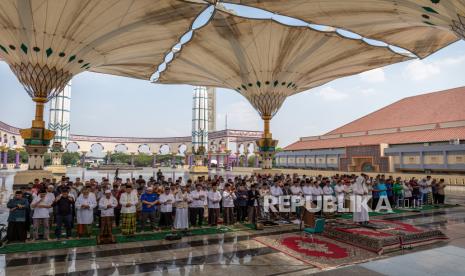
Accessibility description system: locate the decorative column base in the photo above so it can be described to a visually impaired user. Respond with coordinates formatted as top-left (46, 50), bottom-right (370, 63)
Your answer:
top-left (189, 154), bottom-right (209, 176)
top-left (254, 137), bottom-right (281, 175)
top-left (47, 142), bottom-right (66, 175)
top-left (13, 144), bottom-right (53, 187)
top-left (24, 144), bottom-right (48, 170)
top-left (13, 169), bottom-right (53, 188)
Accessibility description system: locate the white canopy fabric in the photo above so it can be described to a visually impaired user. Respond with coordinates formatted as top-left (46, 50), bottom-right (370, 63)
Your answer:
top-left (158, 10), bottom-right (411, 118)
top-left (224, 0), bottom-right (464, 58)
top-left (0, 0), bottom-right (206, 100)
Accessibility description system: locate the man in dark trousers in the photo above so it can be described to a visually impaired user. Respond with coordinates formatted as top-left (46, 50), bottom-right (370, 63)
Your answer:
top-left (247, 184), bottom-right (261, 227)
top-left (7, 191), bottom-right (29, 242)
top-left (52, 188), bottom-right (75, 240)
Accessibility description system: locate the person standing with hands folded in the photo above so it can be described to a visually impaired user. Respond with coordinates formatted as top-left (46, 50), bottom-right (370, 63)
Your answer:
top-left (31, 189), bottom-right (53, 240)
top-left (159, 187), bottom-right (175, 229)
top-left (120, 185), bottom-right (139, 236)
top-left (7, 191), bottom-right (30, 242)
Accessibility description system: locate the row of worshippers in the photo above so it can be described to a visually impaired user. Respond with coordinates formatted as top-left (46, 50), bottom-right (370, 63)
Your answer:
top-left (6, 173), bottom-right (447, 243)
top-left (6, 180), bottom-right (260, 243)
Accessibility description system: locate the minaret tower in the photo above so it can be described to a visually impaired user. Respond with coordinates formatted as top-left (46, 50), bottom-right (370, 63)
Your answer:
top-left (48, 82), bottom-right (71, 145)
top-left (207, 87), bottom-right (216, 132)
top-left (192, 86), bottom-right (209, 152)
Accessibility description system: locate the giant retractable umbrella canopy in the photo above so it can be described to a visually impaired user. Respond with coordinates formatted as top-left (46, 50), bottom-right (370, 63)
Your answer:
top-left (224, 0), bottom-right (465, 59)
top-left (0, 0), bottom-right (207, 170)
top-left (156, 5), bottom-right (413, 171)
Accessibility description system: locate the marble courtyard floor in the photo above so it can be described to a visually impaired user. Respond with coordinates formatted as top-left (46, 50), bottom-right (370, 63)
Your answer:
top-left (1, 198), bottom-right (465, 276)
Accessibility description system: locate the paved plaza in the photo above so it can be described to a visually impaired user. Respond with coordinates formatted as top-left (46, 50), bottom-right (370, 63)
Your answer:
top-left (1, 169), bottom-right (465, 275)
top-left (2, 1), bottom-right (465, 275)
top-left (0, 191), bottom-right (464, 275)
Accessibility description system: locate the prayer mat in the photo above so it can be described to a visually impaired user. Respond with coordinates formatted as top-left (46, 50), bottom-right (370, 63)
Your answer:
top-left (369, 219), bottom-right (448, 248)
top-left (324, 219), bottom-right (447, 254)
top-left (254, 233), bottom-right (377, 269)
top-left (325, 224), bottom-right (400, 254)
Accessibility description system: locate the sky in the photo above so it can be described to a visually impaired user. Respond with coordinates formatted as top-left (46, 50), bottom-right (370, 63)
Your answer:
top-left (2, 10), bottom-right (465, 148)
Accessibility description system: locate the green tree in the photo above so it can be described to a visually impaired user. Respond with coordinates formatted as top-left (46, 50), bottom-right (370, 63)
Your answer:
top-left (248, 155), bottom-right (257, 167)
top-left (6, 149), bottom-right (17, 163)
top-left (134, 153), bottom-right (152, 167)
top-left (44, 153), bottom-right (51, 166)
top-left (62, 152), bottom-right (80, 165)
top-left (110, 152), bottom-right (131, 164)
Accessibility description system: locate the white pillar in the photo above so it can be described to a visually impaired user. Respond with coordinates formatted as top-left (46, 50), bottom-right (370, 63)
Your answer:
top-left (49, 81), bottom-right (71, 145)
top-left (192, 86), bottom-right (209, 152)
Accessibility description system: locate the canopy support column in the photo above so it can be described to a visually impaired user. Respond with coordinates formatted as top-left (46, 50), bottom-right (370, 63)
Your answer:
top-left (255, 115), bottom-right (280, 174)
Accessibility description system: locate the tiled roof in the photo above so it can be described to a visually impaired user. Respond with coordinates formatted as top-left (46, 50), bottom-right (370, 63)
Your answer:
top-left (285, 126), bottom-right (465, 151)
top-left (285, 86), bottom-right (465, 151)
top-left (327, 86), bottom-right (465, 135)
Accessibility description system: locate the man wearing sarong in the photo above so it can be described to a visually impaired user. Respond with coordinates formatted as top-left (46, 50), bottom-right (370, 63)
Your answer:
top-left (119, 185), bottom-right (138, 236)
top-left (98, 189), bottom-right (118, 243)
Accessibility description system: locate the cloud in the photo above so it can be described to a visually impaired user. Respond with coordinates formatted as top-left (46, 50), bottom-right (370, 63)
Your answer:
top-left (360, 88), bottom-right (377, 95)
top-left (217, 101), bottom-right (261, 130)
top-left (359, 68), bottom-right (386, 83)
top-left (404, 60), bottom-right (440, 81)
top-left (435, 55), bottom-right (465, 67)
top-left (316, 87), bottom-right (349, 101)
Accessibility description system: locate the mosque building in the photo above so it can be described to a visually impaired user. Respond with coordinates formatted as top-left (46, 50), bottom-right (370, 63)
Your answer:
top-left (277, 86), bottom-right (465, 174)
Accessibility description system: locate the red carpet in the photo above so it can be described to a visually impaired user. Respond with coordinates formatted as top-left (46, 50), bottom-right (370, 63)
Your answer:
top-left (254, 233), bottom-right (377, 269)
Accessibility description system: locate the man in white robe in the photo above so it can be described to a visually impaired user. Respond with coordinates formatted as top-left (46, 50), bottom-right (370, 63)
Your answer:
top-left (352, 174), bottom-right (370, 225)
top-left (76, 188), bottom-right (97, 237)
top-left (334, 181), bottom-right (345, 212)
